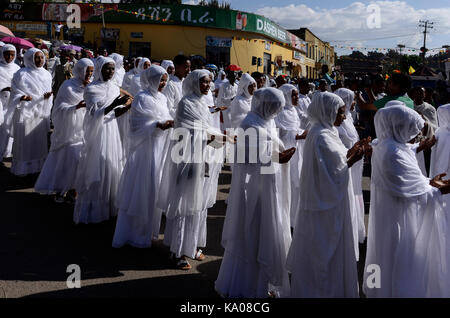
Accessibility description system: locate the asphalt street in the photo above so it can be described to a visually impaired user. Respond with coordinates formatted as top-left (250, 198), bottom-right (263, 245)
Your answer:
top-left (0, 159), bottom-right (371, 298)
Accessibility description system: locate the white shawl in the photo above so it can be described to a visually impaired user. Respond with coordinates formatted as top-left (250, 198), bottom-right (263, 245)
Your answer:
top-left (50, 58), bottom-right (93, 152)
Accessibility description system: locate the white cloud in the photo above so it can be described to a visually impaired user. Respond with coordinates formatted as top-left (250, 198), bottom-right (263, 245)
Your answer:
top-left (255, 1), bottom-right (450, 51)
top-left (183, 0), bottom-right (201, 5)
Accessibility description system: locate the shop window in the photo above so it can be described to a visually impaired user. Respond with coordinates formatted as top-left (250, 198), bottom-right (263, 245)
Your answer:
top-left (206, 46), bottom-right (230, 69)
top-left (129, 41), bottom-right (151, 58)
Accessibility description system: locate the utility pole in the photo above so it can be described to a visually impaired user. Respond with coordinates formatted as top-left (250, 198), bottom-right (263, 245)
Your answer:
top-left (419, 20), bottom-right (433, 63)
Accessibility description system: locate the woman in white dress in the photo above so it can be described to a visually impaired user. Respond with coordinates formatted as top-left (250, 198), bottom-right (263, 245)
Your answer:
top-left (109, 53), bottom-right (125, 89)
top-left (335, 88), bottom-right (367, 253)
top-left (229, 73), bottom-right (256, 129)
top-left (9, 48), bottom-right (53, 176)
top-left (363, 105), bottom-right (450, 297)
top-left (129, 57), bottom-right (151, 97)
top-left (34, 58), bottom-right (94, 201)
top-left (73, 56), bottom-right (132, 224)
top-left (112, 65), bottom-right (173, 248)
top-left (275, 84), bottom-right (308, 229)
top-left (121, 57), bottom-right (141, 92)
top-left (287, 92), bottom-right (370, 298)
top-left (215, 87), bottom-right (296, 298)
top-left (0, 44), bottom-right (20, 158)
top-left (430, 104), bottom-right (450, 210)
top-left (157, 69), bottom-right (229, 270)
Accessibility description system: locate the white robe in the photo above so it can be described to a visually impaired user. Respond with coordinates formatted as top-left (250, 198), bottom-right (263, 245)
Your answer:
top-left (335, 88), bottom-right (366, 251)
top-left (162, 74), bottom-right (184, 118)
top-left (297, 93), bottom-right (311, 130)
top-left (35, 59), bottom-right (93, 194)
top-left (157, 70), bottom-right (222, 259)
top-left (8, 48), bottom-right (53, 176)
top-left (215, 88), bottom-right (291, 298)
top-left (286, 92), bottom-right (359, 298)
top-left (363, 105), bottom-right (450, 297)
top-left (275, 84), bottom-right (306, 229)
top-left (430, 104), bottom-right (450, 210)
top-left (113, 65), bottom-right (172, 248)
top-left (0, 44), bottom-right (20, 158)
top-left (74, 57), bottom-right (124, 224)
top-left (217, 81), bottom-right (238, 130)
top-left (203, 89), bottom-right (223, 208)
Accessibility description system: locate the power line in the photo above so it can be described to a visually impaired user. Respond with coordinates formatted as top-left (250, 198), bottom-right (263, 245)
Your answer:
top-left (328, 33), bottom-right (418, 43)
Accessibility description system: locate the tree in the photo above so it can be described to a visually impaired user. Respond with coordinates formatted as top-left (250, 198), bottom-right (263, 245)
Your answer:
top-left (198, 0), bottom-right (231, 10)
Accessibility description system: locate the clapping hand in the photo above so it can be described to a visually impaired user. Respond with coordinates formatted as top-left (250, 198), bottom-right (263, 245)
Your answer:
top-left (20, 95), bottom-right (32, 101)
top-left (295, 130), bottom-right (308, 140)
top-left (278, 147), bottom-right (296, 164)
top-left (76, 101), bottom-right (86, 109)
top-left (430, 173), bottom-right (450, 195)
top-left (157, 120), bottom-right (174, 130)
top-left (417, 136), bottom-right (436, 153)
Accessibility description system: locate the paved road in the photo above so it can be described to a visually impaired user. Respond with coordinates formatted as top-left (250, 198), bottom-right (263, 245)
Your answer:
top-left (0, 159), bottom-right (371, 298)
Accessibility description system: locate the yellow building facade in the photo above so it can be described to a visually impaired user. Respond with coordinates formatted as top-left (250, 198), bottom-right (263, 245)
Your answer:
top-left (1, 2), bottom-right (308, 77)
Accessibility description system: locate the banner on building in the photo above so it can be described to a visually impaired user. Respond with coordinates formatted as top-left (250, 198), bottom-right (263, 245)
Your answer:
top-left (101, 28), bottom-right (120, 40)
top-left (206, 36), bottom-right (232, 47)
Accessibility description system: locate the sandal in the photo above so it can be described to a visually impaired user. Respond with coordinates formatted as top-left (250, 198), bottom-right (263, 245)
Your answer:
top-left (176, 258), bottom-right (192, 270)
top-left (195, 249), bottom-right (205, 261)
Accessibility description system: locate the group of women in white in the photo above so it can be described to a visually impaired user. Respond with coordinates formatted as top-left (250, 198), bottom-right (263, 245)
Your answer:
top-left (1, 44), bottom-right (450, 298)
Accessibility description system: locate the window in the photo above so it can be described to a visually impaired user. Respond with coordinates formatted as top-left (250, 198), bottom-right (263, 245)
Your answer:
top-left (129, 41), bottom-right (151, 58)
top-left (263, 52), bottom-right (272, 75)
top-left (206, 46), bottom-right (230, 69)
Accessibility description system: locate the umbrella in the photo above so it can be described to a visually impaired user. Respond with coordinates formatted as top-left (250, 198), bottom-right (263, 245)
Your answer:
top-left (0, 25), bottom-right (14, 38)
top-left (226, 64), bottom-right (241, 71)
top-left (205, 64), bottom-right (217, 70)
top-left (1, 36), bottom-right (34, 49)
top-left (60, 44), bottom-right (82, 52)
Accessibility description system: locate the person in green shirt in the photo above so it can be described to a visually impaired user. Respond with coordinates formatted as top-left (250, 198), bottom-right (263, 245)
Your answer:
top-left (357, 73), bottom-right (414, 111)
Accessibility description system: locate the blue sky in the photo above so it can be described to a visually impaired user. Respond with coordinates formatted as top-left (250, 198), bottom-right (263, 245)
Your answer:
top-left (183, 0), bottom-right (450, 56)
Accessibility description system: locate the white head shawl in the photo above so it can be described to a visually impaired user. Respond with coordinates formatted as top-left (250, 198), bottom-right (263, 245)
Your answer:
top-left (161, 60), bottom-right (174, 71)
top-left (335, 88), bottom-right (359, 149)
top-left (109, 53), bottom-right (123, 69)
top-left (307, 91), bottom-right (345, 130)
top-left (279, 84), bottom-right (297, 107)
top-left (372, 105), bottom-right (431, 198)
top-left (251, 87), bottom-right (285, 121)
top-left (72, 58), bottom-right (94, 86)
top-left (214, 70), bottom-right (227, 88)
top-left (275, 84), bottom-right (301, 132)
top-left (374, 105), bottom-right (424, 143)
top-left (236, 73), bottom-right (256, 99)
top-left (176, 69), bottom-right (221, 134)
top-left (24, 48), bottom-right (44, 69)
top-left (93, 56), bottom-right (115, 81)
top-left (0, 44), bottom-right (20, 90)
top-left (141, 65), bottom-right (168, 97)
top-left (437, 104), bottom-right (450, 130)
top-left (136, 57), bottom-right (151, 74)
